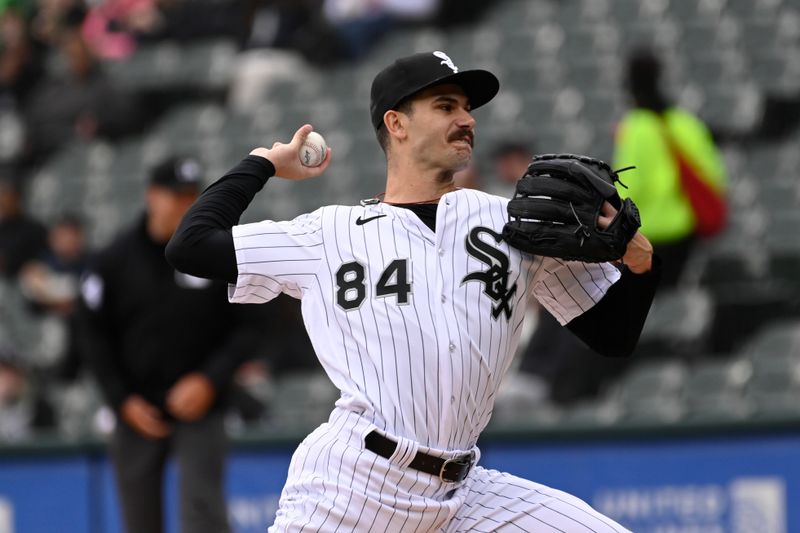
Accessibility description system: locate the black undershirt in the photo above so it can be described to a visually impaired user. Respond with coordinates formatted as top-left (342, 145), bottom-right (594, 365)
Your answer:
top-left (167, 156), bottom-right (660, 358)
top-left (391, 203), bottom-right (438, 231)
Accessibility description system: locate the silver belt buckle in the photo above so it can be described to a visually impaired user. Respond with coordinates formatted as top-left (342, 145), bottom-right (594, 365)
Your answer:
top-left (438, 450), bottom-right (476, 483)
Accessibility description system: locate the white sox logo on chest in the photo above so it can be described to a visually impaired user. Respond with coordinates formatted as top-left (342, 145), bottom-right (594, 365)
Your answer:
top-left (461, 226), bottom-right (517, 320)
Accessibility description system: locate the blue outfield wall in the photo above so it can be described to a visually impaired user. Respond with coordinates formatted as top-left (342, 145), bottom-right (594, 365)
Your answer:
top-left (0, 431), bottom-right (797, 533)
top-left (482, 434), bottom-right (798, 533)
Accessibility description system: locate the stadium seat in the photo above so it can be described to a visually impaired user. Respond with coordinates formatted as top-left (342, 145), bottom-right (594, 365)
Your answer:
top-left (764, 212), bottom-right (800, 287)
top-left (756, 180), bottom-right (799, 211)
top-left (561, 399), bottom-right (623, 427)
top-left (683, 358), bottom-right (752, 395)
top-left (48, 378), bottom-right (108, 439)
top-left (666, 0), bottom-right (701, 21)
top-left (681, 358), bottom-right (753, 421)
top-left (709, 281), bottom-right (800, 354)
top-left (697, 236), bottom-right (769, 288)
top-left (636, 287), bottom-right (714, 356)
top-left (266, 371), bottom-right (339, 432)
top-left (741, 319), bottom-right (800, 361)
top-left (622, 395), bottom-right (686, 425)
top-left (745, 356), bottom-right (800, 419)
top-left (105, 38), bottom-right (237, 92)
top-left (612, 358), bottom-right (686, 405)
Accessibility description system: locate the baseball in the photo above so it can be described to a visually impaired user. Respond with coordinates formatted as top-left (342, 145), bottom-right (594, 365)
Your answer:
top-left (299, 131), bottom-right (328, 167)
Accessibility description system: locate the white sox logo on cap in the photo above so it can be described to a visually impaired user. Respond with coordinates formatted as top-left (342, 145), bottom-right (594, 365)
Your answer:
top-left (433, 51), bottom-right (458, 73)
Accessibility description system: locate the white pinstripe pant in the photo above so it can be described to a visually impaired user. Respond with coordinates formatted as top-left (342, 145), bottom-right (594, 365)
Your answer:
top-left (270, 409), bottom-right (630, 533)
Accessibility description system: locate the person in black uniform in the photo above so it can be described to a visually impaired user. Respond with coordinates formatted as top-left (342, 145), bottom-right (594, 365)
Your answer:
top-left (78, 156), bottom-right (264, 533)
top-left (0, 177), bottom-right (47, 280)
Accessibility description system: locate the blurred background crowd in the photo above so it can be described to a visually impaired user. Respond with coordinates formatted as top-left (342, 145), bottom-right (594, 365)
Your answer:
top-left (1, 0), bottom-right (800, 444)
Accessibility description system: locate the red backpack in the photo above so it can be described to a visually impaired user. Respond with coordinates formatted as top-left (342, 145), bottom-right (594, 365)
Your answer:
top-left (662, 125), bottom-right (728, 237)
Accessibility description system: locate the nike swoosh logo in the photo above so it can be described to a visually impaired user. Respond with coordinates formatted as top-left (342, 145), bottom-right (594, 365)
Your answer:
top-left (355, 214), bottom-right (387, 226)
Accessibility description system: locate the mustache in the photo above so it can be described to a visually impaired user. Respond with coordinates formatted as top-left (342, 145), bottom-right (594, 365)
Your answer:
top-left (448, 130), bottom-right (474, 147)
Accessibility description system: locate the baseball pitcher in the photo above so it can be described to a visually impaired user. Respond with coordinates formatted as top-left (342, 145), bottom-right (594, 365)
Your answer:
top-left (167, 51), bottom-right (660, 532)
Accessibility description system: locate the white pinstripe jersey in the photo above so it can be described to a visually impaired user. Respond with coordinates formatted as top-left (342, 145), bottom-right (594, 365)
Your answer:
top-left (229, 187), bottom-right (620, 452)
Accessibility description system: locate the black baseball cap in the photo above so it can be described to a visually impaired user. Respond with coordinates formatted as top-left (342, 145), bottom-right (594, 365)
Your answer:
top-left (370, 50), bottom-right (500, 130)
top-left (149, 156), bottom-right (204, 193)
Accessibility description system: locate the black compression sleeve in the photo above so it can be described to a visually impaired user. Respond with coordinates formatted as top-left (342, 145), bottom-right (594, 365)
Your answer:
top-left (166, 155), bottom-right (276, 284)
top-left (565, 256), bottom-right (662, 357)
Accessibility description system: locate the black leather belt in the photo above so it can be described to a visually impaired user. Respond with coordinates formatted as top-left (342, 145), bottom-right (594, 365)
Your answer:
top-left (364, 430), bottom-right (475, 483)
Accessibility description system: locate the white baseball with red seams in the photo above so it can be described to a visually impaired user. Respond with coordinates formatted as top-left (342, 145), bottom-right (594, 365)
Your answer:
top-left (298, 131), bottom-right (328, 167)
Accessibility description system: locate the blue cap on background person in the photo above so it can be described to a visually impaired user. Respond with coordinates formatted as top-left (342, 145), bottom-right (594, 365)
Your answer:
top-left (149, 157), bottom-right (204, 193)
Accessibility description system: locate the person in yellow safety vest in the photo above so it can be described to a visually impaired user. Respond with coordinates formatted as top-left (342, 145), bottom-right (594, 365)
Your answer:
top-left (614, 48), bottom-right (728, 287)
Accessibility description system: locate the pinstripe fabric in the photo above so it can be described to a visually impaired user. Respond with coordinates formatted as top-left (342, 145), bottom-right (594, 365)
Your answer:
top-left (229, 188), bottom-right (626, 532)
top-left (270, 407), bottom-right (631, 532)
top-left (447, 467), bottom-right (628, 533)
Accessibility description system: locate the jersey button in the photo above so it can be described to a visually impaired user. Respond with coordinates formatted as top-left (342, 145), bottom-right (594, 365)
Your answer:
top-left (448, 342), bottom-right (456, 352)
top-left (440, 295), bottom-right (446, 303)
top-left (438, 248), bottom-right (444, 256)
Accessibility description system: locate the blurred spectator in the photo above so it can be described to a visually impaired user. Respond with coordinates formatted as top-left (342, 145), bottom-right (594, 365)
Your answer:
top-left (242, 0), bottom-right (348, 65)
top-left (614, 47), bottom-right (728, 287)
top-left (0, 6), bottom-right (42, 99)
top-left (20, 213), bottom-right (86, 312)
top-left (29, 0), bottom-right (83, 46)
top-left (242, 0), bottom-right (440, 67)
top-left (227, 293), bottom-right (320, 427)
top-left (0, 177), bottom-right (47, 279)
top-left (431, 0), bottom-right (491, 28)
top-left (153, 0), bottom-right (248, 43)
top-left (24, 10), bottom-right (142, 158)
top-left (73, 0), bottom-right (249, 60)
top-left (0, 341), bottom-right (56, 441)
top-left (80, 0), bottom-right (163, 60)
top-left (487, 140), bottom-right (532, 197)
top-left (0, 7), bottom-right (44, 166)
top-left (322, 0), bottom-right (438, 61)
top-left (321, 0), bottom-right (493, 55)
top-left (78, 156), bottom-right (264, 533)
top-left (454, 140), bottom-right (531, 195)
top-left (231, 1), bottom-right (333, 110)
top-left (19, 213), bottom-right (87, 380)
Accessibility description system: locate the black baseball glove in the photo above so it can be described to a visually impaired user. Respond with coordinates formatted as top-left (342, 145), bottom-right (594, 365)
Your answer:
top-left (502, 153), bottom-right (641, 262)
